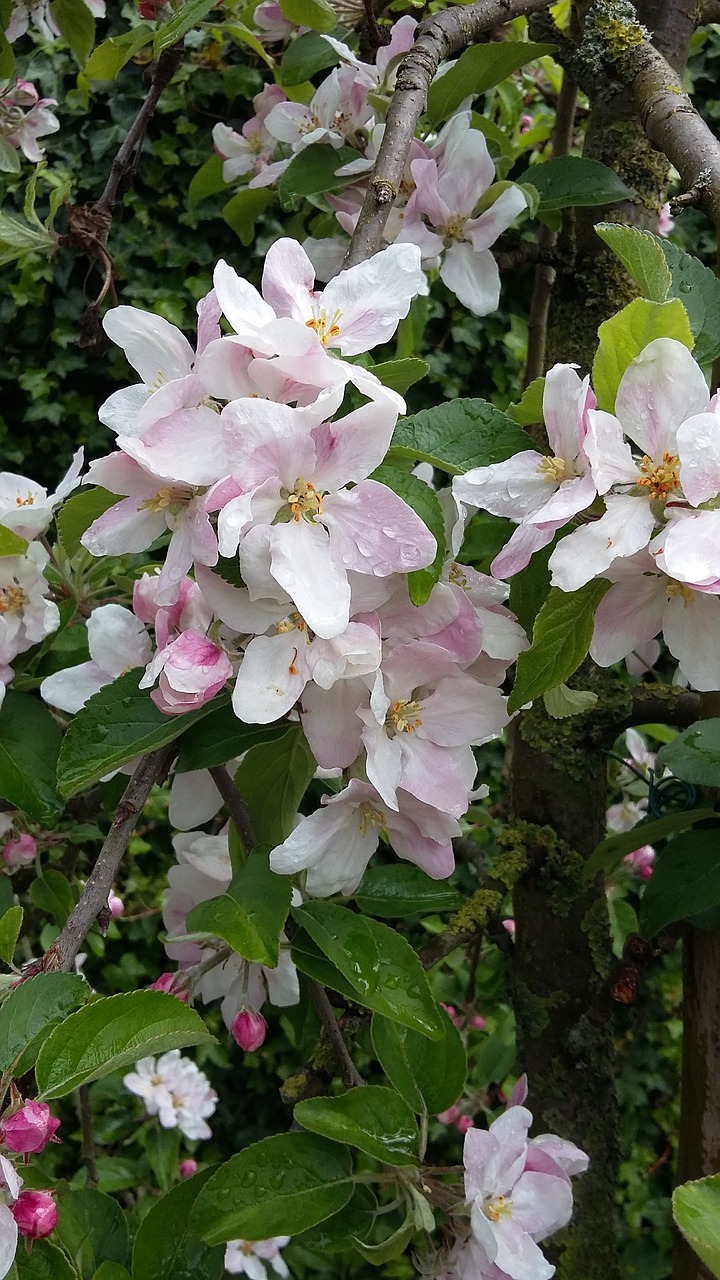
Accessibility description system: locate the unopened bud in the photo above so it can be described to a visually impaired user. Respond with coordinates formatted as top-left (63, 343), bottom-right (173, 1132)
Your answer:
top-left (107, 890), bottom-right (124, 918)
top-left (148, 973), bottom-right (188, 1003)
top-left (11, 1190), bottom-right (57, 1239)
top-left (1, 1101), bottom-right (60, 1154)
top-left (180, 1159), bottom-right (198, 1179)
top-left (455, 1116), bottom-right (473, 1134)
top-left (232, 1009), bottom-right (267, 1052)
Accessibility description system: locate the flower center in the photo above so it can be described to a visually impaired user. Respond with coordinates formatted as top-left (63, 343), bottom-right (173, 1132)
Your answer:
top-left (285, 477), bottom-right (324, 523)
top-left (299, 112), bottom-right (320, 135)
top-left (0, 584), bottom-right (26, 615)
top-left (14, 493), bottom-right (35, 507)
top-left (445, 214), bottom-right (467, 241)
top-left (140, 486), bottom-right (190, 514)
top-left (385, 698), bottom-right (424, 736)
top-left (306, 308), bottom-right (342, 346)
top-left (667, 580), bottom-right (693, 605)
top-left (449, 561), bottom-right (469, 590)
top-left (637, 452), bottom-right (680, 500)
top-left (537, 456), bottom-right (568, 483)
top-left (482, 1194), bottom-right (512, 1223)
top-left (358, 800), bottom-right (385, 834)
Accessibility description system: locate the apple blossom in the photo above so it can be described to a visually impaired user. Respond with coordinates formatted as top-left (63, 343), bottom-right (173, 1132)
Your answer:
top-left (10, 1190), bottom-right (56, 1240)
top-left (148, 972), bottom-right (189, 1002)
top-left (0, 1206), bottom-right (16, 1280)
top-left (213, 86), bottom-right (288, 185)
top-left (0, 543), bottom-right (59, 677)
top-left (2, 833), bottom-right (35, 869)
top-left (224, 1236), bottom-right (291, 1279)
top-left (0, 1101), bottom-right (59, 1155)
top-left (253, 1), bottom-right (294, 43)
top-left (7, 0), bottom-right (104, 41)
top-left (265, 65), bottom-right (372, 156)
top-left (139, 629), bottom-right (233, 716)
top-left (123, 1050), bottom-right (217, 1141)
top-left (40, 603), bottom-right (152, 715)
top-left (232, 1009), bottom-right (268, 1052)
top-left (0, 449), bottom-right (82, 541)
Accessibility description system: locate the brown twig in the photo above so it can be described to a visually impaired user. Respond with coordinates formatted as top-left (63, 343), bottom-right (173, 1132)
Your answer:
top-left (343, 0), bottom-right (554, 268)
top-left (623, 684), bottom-right (701, 732)
top-left (208, 765), bottom-right (256, 854)
top-left (40, 744), bottom-right (176, 974)
top-left (306, 978), bottom-right (365, 1089)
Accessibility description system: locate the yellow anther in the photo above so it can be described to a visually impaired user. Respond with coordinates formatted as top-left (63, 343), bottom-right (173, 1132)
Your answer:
top-left (140, 486), bottom-right (188, 514)
top-left (445, 215), bottom-right (467, 241)
top-left (14, 493), bottom-right (35, 507)
top-left (305, 307), bottom-right (343, 346)
top-left (483, 1194), bottom-right (512, 1223)
top-left (385, 698), bottom-right (424, 735)
top-left (667, 580), bottom-right (693, 605)
top-left (537, 456), bottom-right (568, 483)
top-left (0, 584), bottom-right (26, 615)
top-left (637, 452), bottom-right (680, 500)
top-left (285, 478), bottom-right (324, 523)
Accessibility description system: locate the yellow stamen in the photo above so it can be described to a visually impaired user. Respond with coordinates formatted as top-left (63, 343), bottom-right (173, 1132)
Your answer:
top-left (483, 1194), bottom-right (512, 1223)
top-left (140, 486), bottom-right (188, 514)
top-left (637, 452), bottom-right (680, 500)
top-left (305, 307), bottom-right (343, 346)
top-left (537, 456), bottom-right (568, 483)
top-left (385, 698), bottom-right (424, 735)
top-left (285, 478), bottom-right (324, 523)
top-left (14, 493), bottom-right (35, 507)
top-left (667, 580), bottom-right (693, 605)
top-left (0, 584), bottom-right (26, 615)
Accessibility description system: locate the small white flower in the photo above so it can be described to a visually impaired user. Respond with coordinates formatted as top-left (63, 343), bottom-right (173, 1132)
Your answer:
top-left (224, 1237), bottom-right (291, 1278)
top-left (123, 1050), bottom-right (217, 1142)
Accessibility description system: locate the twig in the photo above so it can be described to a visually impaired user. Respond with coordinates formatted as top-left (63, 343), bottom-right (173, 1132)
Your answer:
top-left (209, 766), bottom-right (256, 853)
top-left (622, 684), bottom-right (701, 732)
top-left (40, 745), bottom-right (176, 974)
top-left (343, 0), bottom-right (554, 268)
top-left (76, 1084), bottom-right (98, 1188)
top-left (306, 978), bottom-right (365, 1089)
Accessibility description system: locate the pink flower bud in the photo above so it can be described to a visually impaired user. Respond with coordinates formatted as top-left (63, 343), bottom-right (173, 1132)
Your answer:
top-left (147, 632), bottom-right (233, 717)
top-left (624, 845), bottom-right (655, 880)
top-left (1, 1101), bottom-right (60, 1154)
top-left (180, 1159), bottom-right (198, 1179)
top-left (469, 1015), bottom-right (486, 1030)
top-left (11, 1190), bottom-right (57, 1239)
top-left (232, 1009), bottom-right (267, 1052)
top-left (455, 1116), bottom-right (474, 1134)
top-left (503, 918), bottom-right (516, 939)
top-left (519, 113), bottom-right (533, 133)
top-left (148, 973), bottom-right (189, 1003)
top-left (2, 834), bottom-right (36, 869)
top-left (437, 1105), bottom-right (461, 1125)
top-left (107, 890), bottom-right (124, 918)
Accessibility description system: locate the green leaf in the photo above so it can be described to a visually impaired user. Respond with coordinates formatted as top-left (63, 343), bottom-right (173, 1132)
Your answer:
top-left (290, 929), bottom-right (360, 1002)
top-left (0, 29), bottom-right (15, 81)
top-left (188, 156), bottom-right (227, 206)
top-left (293, 1186), bottom-right (376, 1254)
top-left (295, 1085), bottom-right (419, 1165)
top-left (518, 156), bottom-right (633, 211)
top-left (388, 399), bottom-right (531, 475)
top-left (132, 1168), bottom-right (224, 1280)
top-left (176, 707), bottom-right (286, 773)
top-left (57, 489), bottom-right (122, 559)
top-left (279, 0), bottom-right (336, 33)
top-left (506, 377), bottom-right (545, 427)
top-left (187, 847), bottom-right (291, 967)
top-left (640, 829), bottom-right (720, 936)
top-left (278, 144), bottom-right (359, 207)
top-left (583, 808), bottom-right (716, 880)
top-left (592, 297), bottom-right (694, 413)
top-left (35, 991), bottom-right (215, 1099)
top-left (14, 1240), bottom-right (79, 1280)
top-left (355, 865), bottom-right (464, 917)
top-left (371, 1010), bottom-right (467, 1115)
top-left (543, 683), bottom-right (598, 719)
top-left (92, 1266), bottom-right (131, 1280)
top-left (53, 0), bottom-right (96, 63)
top-left (659, 240), bottom-right (720, 366)
top-left (279, 29), bottom-right (340, 84)
top-left (352, 1211), bottom-right (415, 1264)
top-left (656, 718), bottom-right (720, 785)
top-left (594, 222), bottom-right (671, 303)
top-left (55, 1189), bottom-right (129, 1280)
top-left (508, 538), bottom-right (554, 636)
top-left (191, 1133), bottom-right (354, 1243)
top-left (0, 693), bottom-right (63, 822)
top-left (426, 40), bottom-right (556, 124)
top-left (223, 21), bottom-right (275, 66)
top-left (153, 0), bottom-right (218, 55)
top-left (291, 901), bottom-right (445, 1039)
top-left (371, 358), bottom-right (428, 396)
top-left (56, 671), bottom-right (227, 798)
top-left (222, 188), bottom-right (275, 247)
top-left (84, 25), bottom-right (154, 80)
top-left (371, 465), bottom-right (445, 605)
top-left (0, 212), bottom-right (54, 261)
top-left (507, 580), bottom-right (611, 714)
top-left (30, 870), bottom-right (76, 929)
top-left (142, 1126), bottom-right (180, 1194)
top-left (0, 973), bottom-right (88, 1077)
top-left (673, 1175), bottom-right (720, 1279)
top-left (0, 906), bottom-right (22, 966)
top-left (233, 724), bottom-right (315, 848)
top-left (0, 138), bottom-right (20, 175)
top-left (0, 526), bottom-right (28, 557)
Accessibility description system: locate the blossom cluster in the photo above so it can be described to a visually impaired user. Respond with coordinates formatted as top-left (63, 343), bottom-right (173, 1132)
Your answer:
top-left (5, 0), bottom-right (104, 43)
top-left (123, 1049), bottom-right (218, 1141)
top-left (606, 729), bottom-right (660, 882)
top-left (212, 19), bottom-right (528, 315)
top-left (0, 79), bottom-right (58, 162)
top-left (453, 338), bottom-right (720, 691)
top-left (0, 1099), bottom-right (61, 1278)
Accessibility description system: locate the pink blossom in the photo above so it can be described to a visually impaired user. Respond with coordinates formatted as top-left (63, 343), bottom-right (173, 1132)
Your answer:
top-left (0, 544), bottom-right (59, 674)
top-left (107, 890), bottom-right (124, 918)
top-left (470, 1015), bottom-right (487, 1030)
top-left (180, 1158), bottom-right (198, 1179)
top-left (456, 1116), bottom-right (474, 1135)
top-left (7, 0), bottom-right (104, 40)
top-left (225, 1235), bottom-right (291, 1278)
top-left (232, 1009), bottom-right (268, 1052)
top-left (2, 833), bottom-right (35, 869)
top-left (623, 846), bottom-right (655, 880)
top-left (213, 86), bottom-right (287, 185)
top-left (10, 1190), bottom-right (57, 1240)
top-left (503, 919), bottom-right (515, 939)
top-left (0, 79), bottom-right (59, 162)
top-left (265, 66), bottom-right (372, 155)
top-left (41, 603), bottom-right (152, 715)
top-left (148, 973), bottom-right (189, 1002)
top-left (140, 630), bottom-right (232, 716)
top-left (657, 202), bottom-right (675, 236)
top-left (1, 1101), bottom-right (60, 1154)
top-left (439, 1105), bottom-right (462, 1125)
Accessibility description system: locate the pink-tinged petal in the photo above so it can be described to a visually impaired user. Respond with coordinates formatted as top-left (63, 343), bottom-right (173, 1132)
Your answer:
top-left (379, 580), bottom-right (458, 643)
top-left (118, 407), bottom-right (227, 487)
top-left (529, 469), bottom-right (597, 525)
top-left (213, 259), bottom-right (276, 340)
top-left (233, 632), bottom-right (309, 722)
top-left (269, 519), bottom-right (350, 639)
top-left (311, 400), bottom-right (398, 491)
top-left (88, 603), bottom-right (151, 677)
top-left (380, 639), bottom-right (457, 700)
top-left (103, 306), bottom-right (194, 386)
top-left (437, 125), bottom-right (496, 216)
top-left (98, 384), bottom-right (152, 435)
top-left (663, 589), bottom-right (720, 691)
top-left (584, 410), bottom-right (639, 494)
top-left (506, 1074), bottom-right (528, 1108)
top-left (676, 411), bottom-right (720, 506)
top-left (195, 336), bottom-right (255, 401)
top-left (270, 780), bottom-right (379, 896)
top-left (262, 237), bottom-right (316, 324)
top-left (615, 337), bottom-right (709, 457)
top-left (193, 563), bottom-right (282, 633)
top-left (510, 1170), bottom-right (573, 1239)
top-left (169, 768), bottom-right (223, 830)
top-left (222, 398), bottom-right (317, 485)
top-left (307, 622), bottom-right (381, 689)
top-left (359, 712), bottom-right (404, 810)
top-left (398, 736), bottom-right (477, 817)
top-left (81, 498), bottom-right (165, 556)
top-left (385, 791), bottom-right (458, 878)
top-left (301, 678), bottom-right (366, 768)
top-left (237, 525), bottom-right (290, 603)
top-left (489, 1218), bottom-right (557, 1280)
top-left (421, 677), bottom-right (508, 746)
top-left (41, 660), bottom-right (108, 714)
top-left (133, 373), bottom-right (203, 435)
top-left (464, 185), bottom-right (527, 252)
top-left (453, 452), bottom-right (549, 522)
top-left (440, 242), bottom-right (501, 317)
top-left (407, 157), bottom-right (451, 229)
top-left (323, 481), bottom-right (436, 577)
top-left (218, 480), bottom-right (282, 557)
top-left (265, 100), bottom-right (313, 144)
top-left (196, 288), bottom-right (221, 354)
top-left (320, 243), bottom-right (425, 356)
top-left (84, 450), bottom-right (161, 496)
top-left (530, 1135), bottom-right (589, 1178)
top-left (394, 217), bottom-right (445, 262)
top-left (0, 1204), bottom-right (17, 1280)
top-left (54, 448), bottom-right (85, 502)
top-left (542, 364), bottom-right (587, 464)
top-left (491, 523), bottom-right (559, 579)
top-left (657, 509), bottom-right (720, 586)
top-left (590, 572), bottom-right (665, 667)
top-left (548, 493), bottom-right (657, 591)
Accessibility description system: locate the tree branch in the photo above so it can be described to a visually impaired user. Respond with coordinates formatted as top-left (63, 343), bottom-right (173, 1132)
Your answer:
top-left (40, 745), bottom-right (176, 975)
top-left (623, 684), bottom-right (701, 732)
top-left (209, 765), bottom-right (256, 854)
top-left (306, 978), bottom-right (365, 1089)
top-left (343, 0), bottom-right (554, 268)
